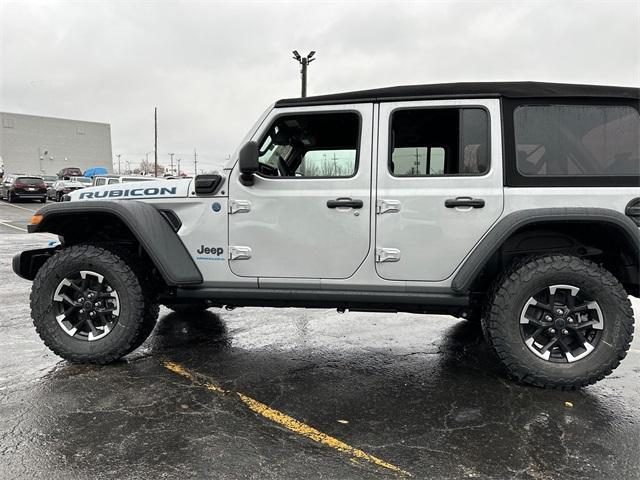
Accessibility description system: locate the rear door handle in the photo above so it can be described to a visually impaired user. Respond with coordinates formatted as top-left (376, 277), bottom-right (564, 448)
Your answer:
top-left (327, 198), bottom-right (363, 209)
top-left (444, 197), bottom-right (485, 208)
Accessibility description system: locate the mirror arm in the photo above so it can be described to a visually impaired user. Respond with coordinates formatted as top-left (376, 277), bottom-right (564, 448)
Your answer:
top-left (239, 172), bottom-right (255, 186)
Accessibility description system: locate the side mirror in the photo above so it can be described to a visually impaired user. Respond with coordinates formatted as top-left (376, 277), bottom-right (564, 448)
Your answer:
top-left (238, 141), bottom-right (259, 186)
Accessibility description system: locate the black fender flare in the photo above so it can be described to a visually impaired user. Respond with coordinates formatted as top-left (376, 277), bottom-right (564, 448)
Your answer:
top-left (452, 207), bottom-right (640, 294)
top-left (26, 200), bottom-right (203, 286)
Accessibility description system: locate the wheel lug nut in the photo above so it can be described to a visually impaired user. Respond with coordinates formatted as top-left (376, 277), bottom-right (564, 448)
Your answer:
top-left (549, 328), bottom-right (556, 334)
top-left (555, 309), bottom-right (563, 315)
top-left (78, 297), bottom-right (84, 303)
top-left (79, 309), bottom-right (84, 314)
top-left (544, 315), bottom-right (552, 322)
top-left (567, 318), bottom-right (574, 324)
top-left (562, 329), bottom-right (569, 335)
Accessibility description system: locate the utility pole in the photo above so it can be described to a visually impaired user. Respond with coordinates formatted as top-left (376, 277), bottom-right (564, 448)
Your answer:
top-left (154, 107), bottom-right (158, 177)
top-left (414, 148), bottom-right (421, 174)
top-left (116, 154), bottom-right (121, 174)
top-left (292, 50), bottom-right (316, 98)
top-left (193, 149), bottom-right (198, 175)
top-left (169, 153), bottom-right (174, 175)
top-left (177, 158), bottom-right (181, 176)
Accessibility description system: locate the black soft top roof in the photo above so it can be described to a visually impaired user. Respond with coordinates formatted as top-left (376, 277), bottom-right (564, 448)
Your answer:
top-left (275, 81), bottom-right (639, 107)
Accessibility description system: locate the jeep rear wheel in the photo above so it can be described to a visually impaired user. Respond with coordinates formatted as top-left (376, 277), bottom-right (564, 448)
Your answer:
top-left (31, 245), bottom-right (152, 364)
top-left (483, 255), bottom-right (635, 389)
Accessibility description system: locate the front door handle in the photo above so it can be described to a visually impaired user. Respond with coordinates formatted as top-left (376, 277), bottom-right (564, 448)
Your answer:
top-left (327, 198), bottom-right (363, 209)
top-left (445, 197), bottom-right (485, 209)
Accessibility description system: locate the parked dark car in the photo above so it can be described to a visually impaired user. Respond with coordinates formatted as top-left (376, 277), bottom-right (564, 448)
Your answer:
top-left (57, 167), bottom-right (83, 179)
top-left (1, 175), bottom-right (47, 203)
top-left (47, 179), bottom-right (86, 202)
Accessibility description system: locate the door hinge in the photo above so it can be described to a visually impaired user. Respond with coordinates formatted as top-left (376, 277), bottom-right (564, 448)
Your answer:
top-left (229, 246), bottom-right (252, 260)
top-left (376, 247), bottom-right (401, 263)
top-left (376, 199), bottom-right (401, 214)
top-left (229, 200), bottom-right (251, 214)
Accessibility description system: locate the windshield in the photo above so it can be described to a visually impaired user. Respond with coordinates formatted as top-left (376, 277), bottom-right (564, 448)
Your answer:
top-left (71, 176), bottom-right (92, 184)
top-left (43, 176), bottom-right (58, 181)
top-left (17, 177), bottom-right (43, 185)
top-left (121, 177), bottom-right (157, 182)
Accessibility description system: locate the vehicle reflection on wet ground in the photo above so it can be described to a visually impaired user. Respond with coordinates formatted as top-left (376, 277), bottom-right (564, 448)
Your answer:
top-left (1, 206), bottom-right (639, 479)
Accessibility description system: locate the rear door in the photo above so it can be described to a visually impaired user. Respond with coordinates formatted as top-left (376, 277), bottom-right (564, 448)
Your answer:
top-left (375, 99), bottom-right (504, 281)
top-left (228, 105), bottom-right (373, 279)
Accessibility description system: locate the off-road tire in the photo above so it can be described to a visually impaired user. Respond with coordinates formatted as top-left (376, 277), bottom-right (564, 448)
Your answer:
top-left (98, 243), bottom-right (160, 354)
top-left (483, 255), bottom-right (634, 389)
top-left (164, 303), bottom-right (211, 314)
top-left (31, 244), bottom-right (151, 363)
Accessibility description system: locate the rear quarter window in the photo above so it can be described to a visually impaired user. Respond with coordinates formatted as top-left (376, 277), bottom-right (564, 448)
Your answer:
top-left (514, 104), bottom-right (639, 177)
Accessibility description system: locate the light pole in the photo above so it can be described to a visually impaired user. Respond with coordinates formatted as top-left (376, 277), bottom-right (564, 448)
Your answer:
top-left (292, 50), bottom-right (316, 98)
top-left (116, 154), bottom-right (121, 174)
top-left (176, 158), bottom-right (181, 176)
top-left (169, 153), bottom-right (174, 175)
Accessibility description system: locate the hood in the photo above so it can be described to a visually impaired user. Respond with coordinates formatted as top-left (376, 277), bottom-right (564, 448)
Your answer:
top-left (66, 178), bottom-right (193, 202)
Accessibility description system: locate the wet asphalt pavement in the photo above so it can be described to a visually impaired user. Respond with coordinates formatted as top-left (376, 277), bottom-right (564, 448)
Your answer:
top-left (1, 199), bottom-right (639, 479)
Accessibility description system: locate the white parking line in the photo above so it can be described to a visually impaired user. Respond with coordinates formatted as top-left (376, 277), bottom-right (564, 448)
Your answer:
top-left (0, 220), bottom-right (27, 232)
top-left (0, 201), bottom-right (39, 213)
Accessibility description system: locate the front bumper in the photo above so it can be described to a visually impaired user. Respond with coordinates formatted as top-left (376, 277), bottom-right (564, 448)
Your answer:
top-left (12, 247), bottom-right (58, 280)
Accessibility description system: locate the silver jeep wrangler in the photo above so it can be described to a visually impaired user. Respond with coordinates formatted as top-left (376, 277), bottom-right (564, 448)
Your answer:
top-left (14, 82), bottom-right (639, 389)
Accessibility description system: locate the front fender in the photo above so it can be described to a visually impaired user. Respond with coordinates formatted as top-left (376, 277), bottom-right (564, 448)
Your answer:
top-left (27, 200), bottom-right (203, 286)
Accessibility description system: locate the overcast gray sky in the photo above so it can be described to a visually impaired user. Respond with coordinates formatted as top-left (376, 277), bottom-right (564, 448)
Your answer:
top-left (1, 0), bottom-right (638, 173)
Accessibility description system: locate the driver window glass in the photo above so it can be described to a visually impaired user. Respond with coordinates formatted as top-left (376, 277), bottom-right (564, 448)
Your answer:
top-left (296, 150), bottom-right (356, 177)
top-left (257, 112), bottom-right (360, 178)
top-left (515, 105), bottom-right (639, 176)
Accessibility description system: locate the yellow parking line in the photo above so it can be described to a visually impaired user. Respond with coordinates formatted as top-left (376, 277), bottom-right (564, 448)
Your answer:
top-left (164, 361), bottom-right (411, 477)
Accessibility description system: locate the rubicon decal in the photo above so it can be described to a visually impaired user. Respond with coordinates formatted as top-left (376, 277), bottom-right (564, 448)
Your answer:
top-left (196, 245), bottom-right (225, 261)
top-left (78, 186), bottom-right (177, 199)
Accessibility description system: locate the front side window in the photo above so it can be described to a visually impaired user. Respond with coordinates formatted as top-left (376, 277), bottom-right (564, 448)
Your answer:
top-left (514, 105), bottom-right (639, 176)
top-left (390, 108), bottom-right (489, 176)
top-left (257, 112), bottom-right (360, 178)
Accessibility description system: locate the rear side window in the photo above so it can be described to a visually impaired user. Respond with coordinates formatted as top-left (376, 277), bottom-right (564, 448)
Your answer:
top-left (390, 108), bottom-right (489, 176)
top-left (514, 105), bottom-right (639, 177)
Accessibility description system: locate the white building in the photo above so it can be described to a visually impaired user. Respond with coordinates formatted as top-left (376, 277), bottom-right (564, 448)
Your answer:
top-left (0, 112), bottom-right (113, 176)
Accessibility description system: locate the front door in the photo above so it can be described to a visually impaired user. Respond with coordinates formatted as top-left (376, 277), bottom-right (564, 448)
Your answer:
top-left (228, 105), bottom-right (373, 279)
top-left (375, 99), bottom-right (504, 282)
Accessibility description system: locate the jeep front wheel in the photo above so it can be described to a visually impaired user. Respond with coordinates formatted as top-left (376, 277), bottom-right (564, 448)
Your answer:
top-left (31, 245), bottom-right (152, 363)
top-left (483, 255), bottom-right (635, 389)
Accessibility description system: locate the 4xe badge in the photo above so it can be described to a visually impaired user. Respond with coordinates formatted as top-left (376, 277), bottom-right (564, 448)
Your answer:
top-left (196, 245), bottom-right (225, 261)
